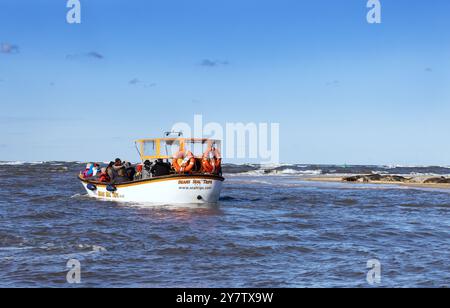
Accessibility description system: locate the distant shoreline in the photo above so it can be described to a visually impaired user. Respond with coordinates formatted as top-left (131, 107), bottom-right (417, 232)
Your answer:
top-left (304, 175), bottom-right (450, 190)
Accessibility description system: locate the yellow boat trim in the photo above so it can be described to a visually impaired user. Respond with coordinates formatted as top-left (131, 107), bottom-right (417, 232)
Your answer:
top-left (79, 174), bottom-right (224, 188)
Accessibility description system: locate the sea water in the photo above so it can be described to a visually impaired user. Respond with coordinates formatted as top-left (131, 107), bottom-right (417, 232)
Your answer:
top-left (0, 162), bottom-right (449, 287)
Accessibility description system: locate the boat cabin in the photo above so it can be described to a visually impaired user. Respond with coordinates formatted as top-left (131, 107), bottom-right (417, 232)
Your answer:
top-left (135, 138), bottom-right (222, 162)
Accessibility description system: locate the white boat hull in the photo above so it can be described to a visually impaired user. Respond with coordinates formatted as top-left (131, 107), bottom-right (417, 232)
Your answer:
top-left (79, 174), bottom-right (224, 204)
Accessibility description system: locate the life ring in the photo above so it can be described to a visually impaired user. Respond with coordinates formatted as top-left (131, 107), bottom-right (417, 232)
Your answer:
top-left (201, 147), bottom-right (221, 174)
top-left (172, 150), bottom-right (195, 173)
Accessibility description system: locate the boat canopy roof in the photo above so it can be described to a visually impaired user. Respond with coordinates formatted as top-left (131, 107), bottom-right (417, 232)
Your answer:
top-left (135, 138), bottom-right (221, 161)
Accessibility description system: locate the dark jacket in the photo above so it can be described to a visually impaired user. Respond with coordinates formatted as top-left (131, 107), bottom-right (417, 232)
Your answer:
top-left (151, 162), bottom-right (171, 177)
top-left (106, 166), bottom-right (117, 181)
top-left (126, 167), bottom-right (136, 181)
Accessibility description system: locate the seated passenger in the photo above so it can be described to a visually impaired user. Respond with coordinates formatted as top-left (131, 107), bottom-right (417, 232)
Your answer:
top-left (106, 161), bottom-right (116, 181)
top-left (112, 158), bottom-right (126, 180)
top-left (134, 164), bottom-right (143, 180)
top-left (92, 163), bottom-right (100, 177)
top-left (141, 160), bottom-right (153, 179)
top-left (98, 168), bottom-right (111, 183)
top-left (82, 163), bottom-right (94, 178)
top-left (113, 158), bottom-right (123, 171)
top-left (124, 162), bottom-right (136, 180)
top-left (114, 168), bottom-right (130, 184)
top-left (151, 159), bottom-right (172, 177)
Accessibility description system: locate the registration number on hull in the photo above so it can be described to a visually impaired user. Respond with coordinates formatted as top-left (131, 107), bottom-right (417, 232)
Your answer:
top-left (97, 191), bottom-right (124, 199)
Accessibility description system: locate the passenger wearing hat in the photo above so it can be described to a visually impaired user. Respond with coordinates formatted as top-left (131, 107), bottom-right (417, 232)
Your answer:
top-left (141, 160), bottom-right (153, 180)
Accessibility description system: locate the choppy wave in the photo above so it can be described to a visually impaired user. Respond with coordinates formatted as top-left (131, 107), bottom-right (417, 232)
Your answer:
top-left (0, 161), bottom-right (81, 166)
top-left (1, 161), bottom-right (450, 177)
top-left (0, 161), bottom-right (28, 165)
top-left (222, 163), bottom-right (450, 176)
top-left (0, 161), bottom-right (449, 287)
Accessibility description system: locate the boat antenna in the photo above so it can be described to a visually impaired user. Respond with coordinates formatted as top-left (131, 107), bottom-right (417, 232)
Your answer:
top-left (134, 142), bottom-right (142, 160)
top-left (164, 131), bottom-right (183, 137)
top-left (163, 131), bottom-right (183, 163)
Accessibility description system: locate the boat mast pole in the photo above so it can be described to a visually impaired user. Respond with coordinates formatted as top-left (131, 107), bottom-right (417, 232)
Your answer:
top-left (134, 142), bottom-right (143, 162)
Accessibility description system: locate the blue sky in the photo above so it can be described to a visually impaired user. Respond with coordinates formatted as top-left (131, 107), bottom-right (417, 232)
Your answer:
top-left (1, 0), bottom-right (449, 165)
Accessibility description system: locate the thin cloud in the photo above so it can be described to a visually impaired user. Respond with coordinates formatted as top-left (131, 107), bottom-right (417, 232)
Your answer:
top-left (129, 78), bottom-right (140, 85)
top-left (144, 83), bottom-right (157, 88)
top-left (66, 51), bottom-right (104, 60)
top-left (128, 78), bottom-right (156, 88)
top-left (1, 42), bottom-right (19, 54)
top-left (87, 51), bottom-right (104, 59)
top-left (199, 59), bottom-right (229, 67)
top-left (326, 80), bottom-right (340, 87)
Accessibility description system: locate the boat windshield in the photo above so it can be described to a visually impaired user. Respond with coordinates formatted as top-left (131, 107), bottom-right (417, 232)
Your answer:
top-left (136, 138), bottom-right (221, 161)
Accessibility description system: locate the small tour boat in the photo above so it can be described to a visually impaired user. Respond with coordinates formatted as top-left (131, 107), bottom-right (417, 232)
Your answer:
top-left (79, 136), bottom-right (224, 204)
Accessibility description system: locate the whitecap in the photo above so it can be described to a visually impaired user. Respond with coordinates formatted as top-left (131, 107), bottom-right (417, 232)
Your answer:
top-left (0, 161), bottom-right (25, 166)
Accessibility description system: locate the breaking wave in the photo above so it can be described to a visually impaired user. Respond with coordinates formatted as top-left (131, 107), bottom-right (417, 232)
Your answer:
top-left (222, 164), bottom-right (450, 177)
